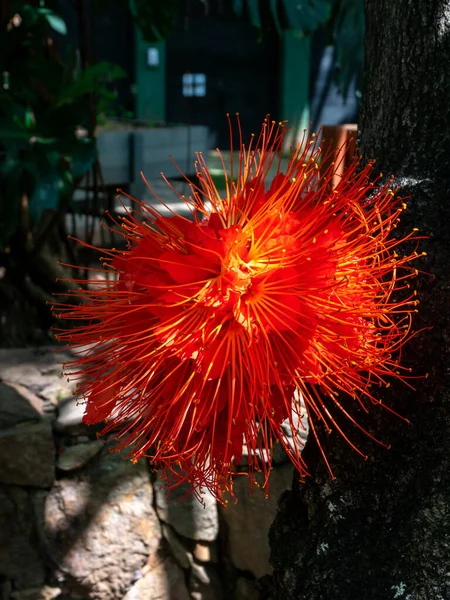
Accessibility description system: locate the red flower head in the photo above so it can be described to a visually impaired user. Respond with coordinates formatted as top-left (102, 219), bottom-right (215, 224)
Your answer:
top-left (53, 118), bottom-right (423, 500)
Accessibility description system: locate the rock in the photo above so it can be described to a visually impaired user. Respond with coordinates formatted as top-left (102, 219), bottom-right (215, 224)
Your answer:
top-left (189, 563), bottom-right (223, 600)
top-left (122, 554), bottom-right (190, 600)
top-left (154, 476), bottom-right (218, 542)
top-left (54, 396), bottom-right (86, 432)
top-left (0, 422), bottom-right (54, 487)
top-left (280, 394), bottom-right (309, 441)
top-left (39, 451), bottom-right (161, 600)
top-left (0, 349), bottom-right (43, 386)
top-left (10, 586), bottom-right (62, 600)
top-left (57, 440), bottom-right (103, 471)
top-left (193, 542), bottom-right (217, 563)
top-left (220, 464), bottom-right (294, 578)
top-left (161, 524), bottom-right (193, 569)
top-left (38, 380), bottom-right (74, 405)
top-left (190, 563), bottom-right (210, 586)
top-left (281, 416), bottom-right (309, 442)
top-left (235, 577), bottom-right (260, 600)
top-left (0, 486), bottom-right (46, 589)
top-left (271, 440), bottom-right (289, 465)
top-left (237, 398), bottom-right (309, 469)
top-left (0, 381), bottom-right (44, 429)
top-left (235, 446), bottom-right (270, 469)
top-left (273, 399), bottom-right (309, 465)
top-left (74, 435), bottom-right (90, 443)
top-left (0, 348), bottom-right (71, 397)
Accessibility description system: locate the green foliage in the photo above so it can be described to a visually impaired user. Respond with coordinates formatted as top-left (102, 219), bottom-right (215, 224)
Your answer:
top-left (96, 0), bottom-right (359, 91)
top-left (55, 62), bottom-right (127, 108)
top-left (0, 2), bottom-right (125, 248)
top-left (39, 9), bottom-right (68, 35)
top-left (233, 0), bottom-right (332, 35)
top-left (131, 0), bottom-right (180, 42)
top-left (9, 3), bottom-right (67, 34)
top-left (91, 0), bottom-right (179, 45)
top-left (281, 0), bottom-right (332, 34)
top-left (245, 0), bottom-right (262, 29)
top-left (232, 0), bottom-right (363, 97)
top-left (331, 0), bottom-right (364, 97)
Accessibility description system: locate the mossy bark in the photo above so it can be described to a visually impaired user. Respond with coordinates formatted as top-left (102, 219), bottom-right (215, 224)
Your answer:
top-left (269, 1), bottom-right (450, 598)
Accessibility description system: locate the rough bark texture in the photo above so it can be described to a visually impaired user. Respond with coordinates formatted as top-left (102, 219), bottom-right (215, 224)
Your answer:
top-left (269, 2), bottom-right (450, 599)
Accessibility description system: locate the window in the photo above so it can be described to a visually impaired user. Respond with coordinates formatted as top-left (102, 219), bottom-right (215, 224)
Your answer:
top-left (182, 73), bottom-right (206, 97)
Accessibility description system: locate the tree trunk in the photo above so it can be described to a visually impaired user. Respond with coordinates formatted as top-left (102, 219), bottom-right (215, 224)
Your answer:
top-left (269, 1), bottom-right (450, 599)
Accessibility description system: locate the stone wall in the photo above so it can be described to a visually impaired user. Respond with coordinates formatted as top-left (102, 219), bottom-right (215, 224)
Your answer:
top-left (0, 348), bottom-right (304, 600)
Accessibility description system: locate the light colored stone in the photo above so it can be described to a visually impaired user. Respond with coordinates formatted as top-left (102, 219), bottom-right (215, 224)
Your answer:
top-left (235, 446), bottom-right (270, 469)
top-left (54, 396), bottom-right (86, 432)
top-left (155, 475), bottom-right (218, 542)
top-left (191, 563), bottom-right (210, 586)
top-left (10, 586), bottom-right (62, 600)
top-left (38, 380), bottom-right (75, 405)
top-left (40, 451), bottom-right (161, 600)
top-left (161, 524), bottom-right (193, 569)
top-left (236, 397), bottom-right (309, 469)
top-left (281, 392), bottom-right (309, 441)
top-left (273, 397), bottom-right (309, 465)
top-left (57, 440), bottom-right (103, 471)
top-left (0, 347), bottom-right (74, 421)
top-left (0, 486), bottom-right (45, 589)
top-left (0, 422), bottom-right (54, 487)
top-left (122, 554), bottom-right (190, 600)
top-left (0, 348), bottom-right (72, 397)
top-left (0, 381), bottom-right (44, 429)
top-left (220, 464), bottom-right (294, 578)
top-left (189, 563), bottom-right (223, 600)
top-left (193, 542), bottom-right (217, 563)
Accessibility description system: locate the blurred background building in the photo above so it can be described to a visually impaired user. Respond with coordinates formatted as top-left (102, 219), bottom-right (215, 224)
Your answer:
top-left (0, 0), bottom-right (363, 344)
top-left (45, 0), bottom-right (360, 218)
top-left (54, 0), bottom-right (359, 145)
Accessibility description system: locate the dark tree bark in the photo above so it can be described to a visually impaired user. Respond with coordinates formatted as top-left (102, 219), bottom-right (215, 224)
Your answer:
top-left (269, 2), bottom-right (450, 599)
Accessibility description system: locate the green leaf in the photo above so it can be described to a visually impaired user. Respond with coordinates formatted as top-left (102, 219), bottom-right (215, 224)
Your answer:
top-left (281, 0), bottom-right (332, 34)
top-left (0, 127), bottom-right (57, 144)
top-left (0, 129), bottom-right (33, 141)
top-left (332, 0), bottom-right (364, 97)
top-left (132, 0), bottom-right (179, 42)
top-left (233, 0), bottom-right (331, 35)
top-left (44, 14), bottom-right (67, 36)
top-left (269, 0), bottom-right (282, 34)
top-left (34, 136), bottom-right (58, 145)
top-left (247, 0), bottom-right (261, 29)
top-left (24, 108), bottom-right (35, 130)
top-left (233, 0), bottom-right (244, 17)
top-left (55, 62), bottom-right (127, 107)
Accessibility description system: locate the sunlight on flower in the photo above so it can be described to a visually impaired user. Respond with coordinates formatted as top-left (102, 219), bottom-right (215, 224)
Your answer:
top-left (53, 117), bottom-right (423, 500)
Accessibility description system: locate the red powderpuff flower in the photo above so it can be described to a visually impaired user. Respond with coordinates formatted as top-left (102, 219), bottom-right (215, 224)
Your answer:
top-left (53, 118), bottom-right (423, 500)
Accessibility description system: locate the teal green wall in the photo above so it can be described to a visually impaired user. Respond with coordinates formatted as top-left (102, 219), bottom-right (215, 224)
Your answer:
top-left (134, 30), bottom-right (166, 122)
top-left (134, 28), bottom-right (309, 131)
top-left (279, 33), bottom-right (310, 145)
